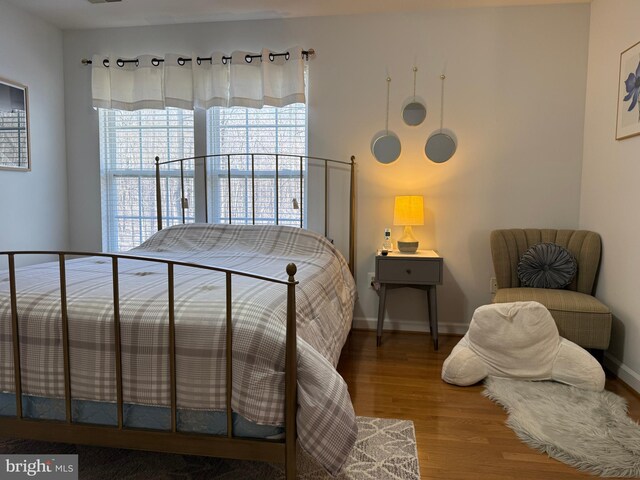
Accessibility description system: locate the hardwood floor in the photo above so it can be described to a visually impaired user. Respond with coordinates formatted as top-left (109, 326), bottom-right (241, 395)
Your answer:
top-left (337, 330), bottom-right (640, 480)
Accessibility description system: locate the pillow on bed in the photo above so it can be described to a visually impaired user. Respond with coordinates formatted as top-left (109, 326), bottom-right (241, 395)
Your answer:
top-left (517, 242), bottom-right (577, 289)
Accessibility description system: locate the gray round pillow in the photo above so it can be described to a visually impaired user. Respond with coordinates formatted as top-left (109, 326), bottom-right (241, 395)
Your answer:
top-left (517, 243), bottom-right (577, 289)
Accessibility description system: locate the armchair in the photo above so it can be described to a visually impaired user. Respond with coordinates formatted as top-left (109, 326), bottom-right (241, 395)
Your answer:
top-left (490, 229), bottom-right (611, 351)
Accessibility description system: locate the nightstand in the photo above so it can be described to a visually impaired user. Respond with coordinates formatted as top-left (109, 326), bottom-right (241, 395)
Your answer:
top-left (374, 250), bottom-right (443, 349)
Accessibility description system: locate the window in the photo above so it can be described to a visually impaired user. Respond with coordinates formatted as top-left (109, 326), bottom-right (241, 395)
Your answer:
top-left (99, 108), bottom-right (194, 252)
top-left (0, 109), bottom-right (28, 168)
top-left (99, 102), bottom-right (306, 251)
top-left (207, 103), bottom-right (307, 226)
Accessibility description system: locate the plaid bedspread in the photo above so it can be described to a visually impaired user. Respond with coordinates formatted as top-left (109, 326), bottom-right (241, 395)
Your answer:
top-left (0, 224), bottom-right (357, 474)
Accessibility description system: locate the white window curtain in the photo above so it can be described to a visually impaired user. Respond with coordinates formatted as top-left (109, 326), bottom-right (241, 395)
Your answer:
top-left (164, 53), bottom-right (193, 110)
top-left (262, 47), bottom-right (305, 107)
top-left (229, 50), bottom-right (263, 109)
top-left (91, 47), bottom-right (306, 111)
top-left (193, 52), bottom-right (229, 109)
top-left (91, 55), bottom-right (111, 109)
top-left (108, 55), bottom-right (165, 111)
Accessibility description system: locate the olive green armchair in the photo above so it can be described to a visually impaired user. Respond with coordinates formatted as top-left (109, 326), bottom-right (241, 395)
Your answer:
top-left (490, 229), bottom-right (611, 351)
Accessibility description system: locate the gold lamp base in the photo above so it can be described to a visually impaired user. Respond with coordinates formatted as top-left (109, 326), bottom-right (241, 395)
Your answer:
top-left (397, 241), bottom-right (418, 253)
top-left (397, 226), bottom-right (419, 253)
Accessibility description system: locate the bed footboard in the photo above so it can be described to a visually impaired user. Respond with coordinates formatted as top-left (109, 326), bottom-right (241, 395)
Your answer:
top-left (0, 251), bottom-right (299, 479)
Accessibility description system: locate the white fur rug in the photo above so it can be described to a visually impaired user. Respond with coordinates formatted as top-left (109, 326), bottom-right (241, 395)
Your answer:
top-left (484, 377), bottom-right (640, 477)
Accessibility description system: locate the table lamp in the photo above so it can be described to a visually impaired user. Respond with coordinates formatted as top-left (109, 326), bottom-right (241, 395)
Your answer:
top-left (393, 195), bottom-right (424, 253)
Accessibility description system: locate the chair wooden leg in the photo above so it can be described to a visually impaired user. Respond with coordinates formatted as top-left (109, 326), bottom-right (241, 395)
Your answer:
top-left (587, 348), bottom-right (605, 366)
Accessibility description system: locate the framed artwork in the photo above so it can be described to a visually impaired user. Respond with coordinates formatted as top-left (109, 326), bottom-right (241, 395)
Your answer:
top-left (617, 40), bottom-right (640, 140)
top-left (0, 76), bottom-right (30, 171)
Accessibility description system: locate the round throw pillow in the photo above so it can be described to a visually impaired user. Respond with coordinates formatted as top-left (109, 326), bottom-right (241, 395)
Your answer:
top-left (517, 243), bottom-right (577, 289)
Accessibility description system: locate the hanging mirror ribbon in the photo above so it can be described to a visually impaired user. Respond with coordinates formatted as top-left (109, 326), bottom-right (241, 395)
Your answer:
top-left (425, 74), bottom-right (457, 163)
top-left (402, 66), bottom-right (427, 126)
top-left (372, 76), bottom-right (401, 164)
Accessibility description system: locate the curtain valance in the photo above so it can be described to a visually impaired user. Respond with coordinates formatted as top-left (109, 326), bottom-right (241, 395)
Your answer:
top-left (91, 47), bottom-right (306, 111)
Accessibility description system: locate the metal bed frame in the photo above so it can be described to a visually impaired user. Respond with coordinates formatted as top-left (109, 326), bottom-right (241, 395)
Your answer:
top-left (0, 153), bottom-right (356, 479)
top-left (155, 153), bottom-right (356, 273)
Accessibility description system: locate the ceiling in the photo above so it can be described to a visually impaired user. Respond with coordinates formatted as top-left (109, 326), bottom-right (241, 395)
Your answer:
top-left (5, 0), bottom-right (589, 30)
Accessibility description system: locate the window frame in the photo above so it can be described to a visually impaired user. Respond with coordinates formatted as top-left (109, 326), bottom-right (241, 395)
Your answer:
top-left (206, 103), bottom-right (308, 226)
top-left (99, 108), bottom-right (195, 252)
top-left (99, 99), bottom-right (308, 251)
top-left (0, 109), bottom-right (29, 169)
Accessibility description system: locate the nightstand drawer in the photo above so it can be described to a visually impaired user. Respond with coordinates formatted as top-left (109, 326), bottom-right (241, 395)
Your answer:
top-left (378, 259), bottom-right (441, 284)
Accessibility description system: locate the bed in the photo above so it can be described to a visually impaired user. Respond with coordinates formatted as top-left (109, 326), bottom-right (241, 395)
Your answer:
top-left (0, 153), bottom-right (357, 478)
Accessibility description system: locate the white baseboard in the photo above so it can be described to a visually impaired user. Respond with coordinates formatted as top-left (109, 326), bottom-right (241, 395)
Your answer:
top-left (604, 353), bottom-right (640, 394)
top-left (352, 316), bottom-right (468, 335)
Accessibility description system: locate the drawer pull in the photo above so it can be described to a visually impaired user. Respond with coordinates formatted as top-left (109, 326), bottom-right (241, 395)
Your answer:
top-left (406, 269), bottom-right (411, 274)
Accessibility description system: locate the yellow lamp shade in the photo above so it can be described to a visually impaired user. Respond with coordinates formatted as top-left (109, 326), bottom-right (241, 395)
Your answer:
top-left (393, 195), bottom-right (424, 226)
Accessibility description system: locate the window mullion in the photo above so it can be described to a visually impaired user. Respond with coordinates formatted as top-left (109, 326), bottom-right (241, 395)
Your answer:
top-left (137, 111), bottom-right (145, 246)
top-left (107, 110), bottom-right (118, 250)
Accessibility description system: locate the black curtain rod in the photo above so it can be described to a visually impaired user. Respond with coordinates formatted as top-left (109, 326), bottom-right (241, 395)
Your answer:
top-left (82, 49), bottom-right (314, 67)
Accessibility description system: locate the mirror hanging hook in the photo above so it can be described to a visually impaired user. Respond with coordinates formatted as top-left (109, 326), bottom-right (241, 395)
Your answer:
top-left (401, 66), bottom-right (426, 127)
top-left (385, 76), bottom-right (391, 135)
top-left (439, 74), bottom-right (446, 133)
top-left (371, 75), bottom-right (401, 164)
top-left (425, 73), bottom-right (457, 164)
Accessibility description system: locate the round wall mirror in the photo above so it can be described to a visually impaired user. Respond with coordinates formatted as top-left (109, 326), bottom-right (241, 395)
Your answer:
top-left (402, 100), bottom-right (427, 126)
top-left (372, 132), bottom-right (401, 164)
top-left (425, 132), bottom-right (456, 163)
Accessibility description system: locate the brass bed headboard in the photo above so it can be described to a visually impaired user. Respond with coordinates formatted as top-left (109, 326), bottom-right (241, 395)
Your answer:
top-left (154, 153), bottom-right (356, 273)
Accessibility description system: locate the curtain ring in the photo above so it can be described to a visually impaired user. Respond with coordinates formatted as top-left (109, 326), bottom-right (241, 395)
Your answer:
top-left (222, 56), bottom-right (228, 65)
top-left (285, 52), bottom-right (290, 61)
top-left (135, 59), bottom-right (140, 67)
top-left (102, 59), bottom-right (109, 68)
top-left (196, 57), bottom-right (202, 65)
top-left (151, 58), bottom-right (160, 67)
top-left (269, 52), bottom-right (275, 62)
top-left (245, 54), bottom-right (252, 64)
top-left (116, 58), bottom-right (125, 67)
top-left (177, 57), bottom-right (185, 66)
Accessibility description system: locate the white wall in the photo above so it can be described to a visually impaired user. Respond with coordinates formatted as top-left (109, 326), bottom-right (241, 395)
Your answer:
top-left (580, 0), bottom-right (640, 390)
top-left (63, 4), bottom-right (589, 332)
top-left (0, 1), bottom-right (69, 260)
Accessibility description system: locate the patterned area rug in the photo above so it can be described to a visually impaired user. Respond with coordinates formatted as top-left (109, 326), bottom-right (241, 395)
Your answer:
top-left (484, 377), bottom-right (640, 477)
top-left (0, 416), bottom-right (419, 479)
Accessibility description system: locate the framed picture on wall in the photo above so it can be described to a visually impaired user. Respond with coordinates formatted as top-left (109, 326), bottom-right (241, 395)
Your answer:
top-left (616, 40), bottom-right (640, 140)
top-left (0, 77), bottom-right (31, 171)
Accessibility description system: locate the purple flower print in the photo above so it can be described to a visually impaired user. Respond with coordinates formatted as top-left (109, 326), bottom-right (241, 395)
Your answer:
top-left (623, 60), bottom-right (640, 120)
